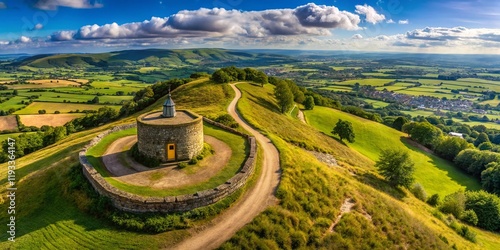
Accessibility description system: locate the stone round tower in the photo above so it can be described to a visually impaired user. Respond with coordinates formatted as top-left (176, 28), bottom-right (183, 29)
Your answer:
top-left (136, 93), bottom-right (203, 162)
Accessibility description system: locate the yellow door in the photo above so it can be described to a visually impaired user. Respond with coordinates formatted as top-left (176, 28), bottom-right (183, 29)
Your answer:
top-left (167, 144), bottom-right (175, 161)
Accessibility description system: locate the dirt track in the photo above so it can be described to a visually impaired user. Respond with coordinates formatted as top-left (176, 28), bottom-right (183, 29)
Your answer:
top-left (171, 84), bottom-right (281, 250)
top-left (102, 135), bottom-right (232, 189)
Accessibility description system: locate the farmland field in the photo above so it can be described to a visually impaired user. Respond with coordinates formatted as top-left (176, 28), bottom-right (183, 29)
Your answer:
top-left (0, 115), bottom-right (18, 130)
top-left (14, 102), bottom-right (122, 114)
top-left (27, 79), bottom-right (81, 87)
top-left (19, 114), bottom-right (84, 127)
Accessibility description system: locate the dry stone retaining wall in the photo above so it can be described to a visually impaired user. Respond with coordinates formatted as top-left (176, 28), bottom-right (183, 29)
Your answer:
top-left (79, 118), bottom-right (256, 213)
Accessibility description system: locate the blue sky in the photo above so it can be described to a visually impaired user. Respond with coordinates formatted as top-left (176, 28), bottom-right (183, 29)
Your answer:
top-left (0, 0), bottom-right (498, 54)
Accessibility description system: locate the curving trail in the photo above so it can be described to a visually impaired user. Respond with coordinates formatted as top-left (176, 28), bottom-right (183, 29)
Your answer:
top-left (171, 83), bottom-right (281, 250)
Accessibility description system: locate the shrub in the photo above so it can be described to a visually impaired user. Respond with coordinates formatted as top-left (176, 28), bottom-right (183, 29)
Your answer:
top-left (440, 191), bottom-right (465, 219)
top-left (465, 190), bottom-right (500, 231)
top-left (214, 114), bottom-right (239, 128)
top-left (458, 225), bottom-right (477, 243)
top-left (460, 210), bottom-right (478, 226)
top-left (375, 149), bottom-right (415, 188)
top-left (188, 158), bottom-right (198, 165)
top-left (427, 194), bottom-right (441, 207)
top-left (411, 183), bottom-right (427, 201)
top-left (178, 162), bottom-right (188, 169)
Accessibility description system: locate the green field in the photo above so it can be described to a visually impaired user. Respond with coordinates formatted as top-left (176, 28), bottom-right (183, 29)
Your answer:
top-left (359, 98), bottom-right (391, 108)
top-left (305, 106), bottom-right (481, 197)
top-left (86, 123), bottom-right (248, 196)
top-left (0, 96), bottom-right (29, 111)
top-left (15, 102), bottom-right (122, 114)
top-left (338, 78), bottom-right (393, 86)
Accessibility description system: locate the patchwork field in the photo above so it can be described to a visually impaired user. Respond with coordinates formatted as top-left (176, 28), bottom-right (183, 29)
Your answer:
top-left (19, 114), bottom-right (84, 127)
top-left (27, 79), bottom-right (81, 87)
top-left (15, 102), bottom-right (122, 115)
top-left (0, 115), bottom-right (17, 130)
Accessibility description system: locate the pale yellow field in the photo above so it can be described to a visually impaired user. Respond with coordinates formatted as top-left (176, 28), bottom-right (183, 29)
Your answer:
top-left (26, 79), bottom-right (81, 87)
top-left (19, 114), bottom-right (84, 127)
top-left (0, 116), bottom-right (18, 130)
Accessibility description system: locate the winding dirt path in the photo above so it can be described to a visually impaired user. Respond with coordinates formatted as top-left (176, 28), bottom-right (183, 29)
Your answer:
top-left (171, 83), bottom-right (281, 250)
top-left (297, 109), bottom-right (306, 123)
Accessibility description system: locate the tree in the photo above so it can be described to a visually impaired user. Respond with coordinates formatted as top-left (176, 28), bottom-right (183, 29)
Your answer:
top-left (481, 162), bottom-right (500, 195)
top-left (332, 119), bottom-right (355, 143)
top-left (92, 96), bottom-right (100, 104)
top-left (465, 190), bottom-right (500, 231)
top-left (403, 121), bottom-right (443, 149)
top-left (478, 142), bottom-right (493, 151)
top-left (435, 136), bottom-right (472, 161)
top-left (274, 81), bottom-right (294, 113)
top-left (440, 191), bottom-right (466, 218)
top-left (392, 116), bottom-right (409, 131)
top-left (474, 132), bottom-right (490, 147)
top-left (304, 96), bottom-right (315, 110)
top-left (375, 149), bottom-right (415, 188)
top-left (211, 69), bottom-right (231, 83)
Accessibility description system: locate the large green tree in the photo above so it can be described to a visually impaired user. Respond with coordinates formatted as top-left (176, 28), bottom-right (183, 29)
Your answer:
top-left (474, 132), bottom-right (490, 147)
top-left (481, 162), bottom-right (500, 195)
top-left (434, 136), bottom-right (472, 161)
top-left (274, 81), bottom-right (294, 113)
top-left (304, 96), bottom-right (315, 110)
top-left (392, 116), bottom-right (409, 131)
top-left (375, 149), bottom-right (415, 188)
top-left (332, 119), bottom-right (355, 143)
top-left (403, 121), bottom-right (443, 149)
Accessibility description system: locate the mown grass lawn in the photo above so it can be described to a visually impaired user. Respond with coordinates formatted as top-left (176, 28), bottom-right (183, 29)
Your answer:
top-left (305, 106), bottom-right (481, 197)
top-left (86, 123), bottom-right (248, 196)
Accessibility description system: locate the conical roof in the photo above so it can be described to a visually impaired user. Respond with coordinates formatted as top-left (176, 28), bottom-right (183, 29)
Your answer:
top-left (162, 91), bottom-right (176, 117)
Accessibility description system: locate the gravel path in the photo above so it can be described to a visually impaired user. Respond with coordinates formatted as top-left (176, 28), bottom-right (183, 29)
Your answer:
top-left (102, 135), bottom-right (232, 189)
top-left (171, 83), bottom-right (281, 250)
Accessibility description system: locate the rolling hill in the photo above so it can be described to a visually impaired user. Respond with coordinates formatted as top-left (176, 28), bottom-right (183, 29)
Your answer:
top-left (10, 48), bottom-right (295, 69)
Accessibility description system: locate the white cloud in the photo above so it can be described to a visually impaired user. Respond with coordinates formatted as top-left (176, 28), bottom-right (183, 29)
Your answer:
top-left (0, 2), bottom-right (6, 9)
top-left (386, 19), bottom-right (395, 24)
top-left (399, 19), bottom-right (409, 24)
top-left (34, 23), bottom-right (44, 30)
top-left (18, 36), bottom-right (32, 43)
top-left (352, 34), bottom-right (363, 39)
top-left (34, 0), bottom-right (103, 10)
top-left (355, 4), bottom-right (385, 24)
top-left (49, 3), bottom-right (361, 41)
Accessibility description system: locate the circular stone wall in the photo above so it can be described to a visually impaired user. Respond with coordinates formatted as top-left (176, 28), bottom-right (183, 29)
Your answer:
top-left (137, 110), bottom-right (203, 162)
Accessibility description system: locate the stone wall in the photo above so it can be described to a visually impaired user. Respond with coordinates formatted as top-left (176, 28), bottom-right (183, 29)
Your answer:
top-left (137, 110), bottom-right (204, 162)
top-left (79, 118), bottom-right (256, 213)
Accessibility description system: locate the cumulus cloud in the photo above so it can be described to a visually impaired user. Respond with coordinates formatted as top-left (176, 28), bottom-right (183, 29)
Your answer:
top-left (355, 4), bottom-right (385, 24)
top-left (399, 19), bottom-right (409, 24)
top-left (386, 19), bottom-right (395, 24)
top-left (34, 23), bottom-right (44, 30)
top-left (34, 0), bottom-right (103, 10)
top-left (48, 3), bottom-right (361, 41)
top-left (352, 34), bottom-right (363, 39)
top-left (0, 2), bottom-right (6, 9)
top-left (17, 36), bottom-right (32, 43)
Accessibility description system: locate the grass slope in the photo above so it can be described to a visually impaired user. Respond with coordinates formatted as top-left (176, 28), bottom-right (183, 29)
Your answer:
top-left (85, 124), bottom-right (247, 196)
top-left (221, 82), bottom-right (499, 249)
top-left (305, 106), bottom-right (481, 197)
top-left (0, 79), bottom-right (237, 249)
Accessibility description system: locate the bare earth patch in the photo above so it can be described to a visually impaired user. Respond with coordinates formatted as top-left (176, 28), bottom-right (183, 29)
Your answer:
top-left (327, 198), bottom-right (372, 234)
top-left (0, 116), bottom-right (18, 130)
top-left (19, 114), bottom-right (84, 127)
top-left (102, 135), bottom-right (232, 189)
top-left (297, 109), bottom-right (306, 123)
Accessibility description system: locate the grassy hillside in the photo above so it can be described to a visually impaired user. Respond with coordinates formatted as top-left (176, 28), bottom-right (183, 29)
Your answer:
top-left (12, 49), bottom-right (291, 69)
top-left (0, 80), bottom-right (236, 249)
top-left (221, 82), bottom-right (499, 249)
top-left (305, 106), bottom-right (481, 197)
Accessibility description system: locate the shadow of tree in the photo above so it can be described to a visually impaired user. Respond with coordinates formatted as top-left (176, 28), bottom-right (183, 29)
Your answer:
top-left (354, 172), bottom-right (407, 200)
top-left (320, 131), bottom-right (347, 146)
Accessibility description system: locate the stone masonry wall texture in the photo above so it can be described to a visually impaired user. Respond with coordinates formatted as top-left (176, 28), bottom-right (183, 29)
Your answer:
top-left (137, 110), bottom-right (204, 162)
top-left (79, 118), bottom-right (256, 213)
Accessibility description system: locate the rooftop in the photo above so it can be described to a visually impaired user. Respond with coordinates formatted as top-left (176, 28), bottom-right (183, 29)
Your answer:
top-left (140, 110), bottom-right (198, 125)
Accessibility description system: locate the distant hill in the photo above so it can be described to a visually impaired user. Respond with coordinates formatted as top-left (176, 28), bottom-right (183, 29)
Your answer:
top-left (10, 48), bottom-right (294, 69)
